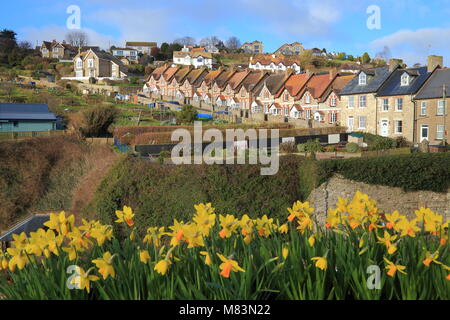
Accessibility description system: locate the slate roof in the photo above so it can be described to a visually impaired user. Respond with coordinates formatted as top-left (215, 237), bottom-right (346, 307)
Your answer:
top-left (0, 103), bottom-right (57, 120)
top-left (226, 70), bottom-right (250, 90)
top-left (173, 66), bottom-right (192, 83)
top-left (214, 69), bottom-right (236, 89)
top-left (0, 214), bottom-right (50, 242)
top-left (236, 70), bottom-right (267, 92)
top-left (414, 68), bottom-right (450, 100)
top-left (253, 72), bottom-right (291, 96)
top-left (339, 66), bottom-right (393, 95)
top-left (377, 66), bottom-right (432, 97)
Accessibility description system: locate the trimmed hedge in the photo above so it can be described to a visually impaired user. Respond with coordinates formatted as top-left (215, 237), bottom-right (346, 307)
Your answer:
top-left (318, 152), bottom-right (450, 192)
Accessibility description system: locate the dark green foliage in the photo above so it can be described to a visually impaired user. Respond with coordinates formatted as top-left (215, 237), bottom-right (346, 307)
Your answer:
top-left (80, 105), bottom-right (119, 137)
top-left (319, 153), bottom-right (450, 192)
top-left (356, 132), bottom-right (397, 150)
top-left (345, 142), bottom-right (359, 153)
top-left (176, 105), bottom-right (198, 124)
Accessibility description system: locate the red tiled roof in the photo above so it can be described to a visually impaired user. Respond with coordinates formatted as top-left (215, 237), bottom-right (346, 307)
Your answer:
top-left (278, 72), bottom-right (311, 97)
top-left (303, 73), bottom-right (335, 99)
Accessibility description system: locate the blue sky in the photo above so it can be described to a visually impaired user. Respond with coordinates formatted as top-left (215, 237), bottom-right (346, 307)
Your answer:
top-left (3, 0), bottom-right (450, 65)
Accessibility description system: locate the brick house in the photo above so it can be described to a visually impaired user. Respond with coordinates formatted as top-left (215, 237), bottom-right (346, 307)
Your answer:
top-left (273, 72), bottom-right (311, 118)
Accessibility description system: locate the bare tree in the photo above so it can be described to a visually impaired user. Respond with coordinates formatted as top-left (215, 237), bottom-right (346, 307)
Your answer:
top-left (173, 36), bottom-right (196, 47)
top-left (66, 31), bottom-right (89, 47)
top-left (18, 41), bottom-right (32, 50)
top-left (200, 36), bottom-right (221, 47)
top-left (225, 36), bottom-right (241, 49)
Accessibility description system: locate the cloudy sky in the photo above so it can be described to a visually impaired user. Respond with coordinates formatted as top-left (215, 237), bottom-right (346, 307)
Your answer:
top-left (3, 0), bottom-right (450, 65)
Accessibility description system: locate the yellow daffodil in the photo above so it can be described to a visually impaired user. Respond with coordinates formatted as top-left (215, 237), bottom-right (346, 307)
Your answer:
top-left (287, 201), bottom-right (314, 222)
top-left (140, 250), bottom-right (150, 264)
top-left (311, 256), bottom-right (327, 270)
top-left (308, 234), bottom-right (316, 247)
top-left (192, 203), bottom-right (216, 236)
top-left (278, 223), bottom-right (288, 234)
top-left (70, 267), bottom-right (99, 293)
top-left (384, 257), bottom-right (406, 277)
top-left (143, 226), bottom-right (166, 247)
top-left (200, 251), bottom-right (212, 266)
top-left (336, 196), bottom-right (349, 213)
top-left (219, 214), bottom-right (239, 239)
top-left (385, 210), bottom-right (403, 230)
top-left (115, 205), bottom-right (135, 227)
top-left (92, 251), bottom-right (116, 280)
top-left (422, 251), bottom-right (441, 267)
top-left (154, 259), bottom-right (170, 275)
top-left (183, 224), bottom-right (204, 248)
top-left (239, 214), bottom-right (254, 236)
top-left (216, 253), bottom-right (245, 278)
top-left (44, 211), bottom-right (74, 235)
top-left (396, 217), bottom-right (420, 237)
top-left (90, 224), bottom-right (113, 246)
top-left (7, 247), bottom-right (28, 272)
top-left (282, 248), bottom-right (289, 260)
top-left (169, 219), bottom-right (186, 246)
top-left (255, 215), bottom-right (274, 238)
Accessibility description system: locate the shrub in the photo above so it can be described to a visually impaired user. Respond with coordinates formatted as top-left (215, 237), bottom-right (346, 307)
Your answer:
top-left (345, 142), bottom-right (360, 153)
top-left (89, 77), bottom-right (97, 84)
top-left (279, 142), bottom-right (297, 154)
top-left (176, 105), bottom-right (198, 124)
top-left (304, 139), bottom-right (324, 153)
top-left (357, 132), bottom-right (397, 150)
top-left (79, 105), bottom-right (119, 138)
top-left (324, 145), bottom-right (336, 152)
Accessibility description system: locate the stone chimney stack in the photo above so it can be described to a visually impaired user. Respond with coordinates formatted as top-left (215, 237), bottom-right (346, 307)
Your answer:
top-left (427, 55), bottom-right (443, 72)
top-left (388, 58), bottom-right (403, 71)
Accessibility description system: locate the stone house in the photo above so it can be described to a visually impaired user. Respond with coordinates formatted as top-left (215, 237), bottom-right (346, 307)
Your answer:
top-left (273, 42), bottom-right (305, 56)
top-left (414, 64), bottom-right (450, 145)
top-left (39, 40), bottom-right (75, 60)
top-left (72, 49), bottom-right (128, 80)
top-left (241, 41), bottom-right (264, 54)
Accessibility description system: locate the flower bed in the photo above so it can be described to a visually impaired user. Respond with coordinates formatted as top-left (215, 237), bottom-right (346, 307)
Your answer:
top-left (0, 192), bottom-right (449, 300)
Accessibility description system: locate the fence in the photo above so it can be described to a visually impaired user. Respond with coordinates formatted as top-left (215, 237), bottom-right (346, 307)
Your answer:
top-left (0, 130), bottom-right (68, 141)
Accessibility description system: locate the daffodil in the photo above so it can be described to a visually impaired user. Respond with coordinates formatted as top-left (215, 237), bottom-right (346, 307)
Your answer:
top-left (422, 250), bottom-right (441, 267)
top-left (143, 226), bottom-right (166, 247)
top-left (92, 251), bottom-right (116, 280)
top-left (115, 205), bottom-right (135, 227)
top-left (169, 219), bottom-right (186, 246)
top-left (385, 210), bottom-right (403, 229)
top-left (255, 215), bottom-right (274, 238)
top-left (90, 224), bottom-right (113, 246)
top-left (308, 234), bottom-right (316, 247)
top-left (287, 201), bottom-right (314, 222)
top-left (278, 223), bottom-right (288, 234)
top-left (183, 224), bottom-right (204, 248)
top-left (70, 267), bottom-right (99, 293)
top-left (7, 247), bottom-right (28, 272)
top-left (282, 248), bottom-right (289, 260)
top-left (219, 214), bottom-right (239, 238)
top-left (44, 211), bottom-right (74, 235)
top-left (396, 217), bottom-right (420, 237)
top-left (200, 251), bottom-right (212, 266)
top-left (192, 203), bottom-right (216, 236)
top-left (154, 259), bottom-right (170, 275)
top-left (311, 256), bottom-right (327, 270)
top-left (377, 231), bottom-right (397, 253)
top-left (140, 250), bottom-right (150, 264)
top-left (384, 257), bottom-right (406, 277)
top-left (216, 253), bottom-right (245, 278)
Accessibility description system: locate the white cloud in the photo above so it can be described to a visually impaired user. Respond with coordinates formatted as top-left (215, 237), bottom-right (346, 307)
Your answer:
top-left (369, 28), bottom-right (450, 65)
top-left (20, 25), bottom-right (117, 49)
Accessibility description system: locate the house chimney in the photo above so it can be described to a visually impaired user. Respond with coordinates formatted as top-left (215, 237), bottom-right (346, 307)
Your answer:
top-left (389, 58), bottom-right (403, 71)
top-left (427, 55), bottom-right (443, 72)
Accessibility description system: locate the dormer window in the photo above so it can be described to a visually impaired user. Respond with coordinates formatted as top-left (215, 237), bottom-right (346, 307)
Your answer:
top-left (359, 72), bottom-right (367, 86)
top-left (401, 73), bottom-right (409, 86)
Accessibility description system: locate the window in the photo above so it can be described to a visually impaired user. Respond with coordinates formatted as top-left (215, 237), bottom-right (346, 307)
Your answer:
top-left (437, 100), bottom-right (445, 115)
top-left (117, 50), bottom-right (123, 56)
top-left (306, 109), bottom-right (311, 119)
top-left (330, 112), bottom-right (337, 123)
top-left (284, 107), bottom-right (289, 115)
top-left (382, 98), bottom-right (389, 111)
top-left (359, 95), bottom-right (366, 108)
top-left (348, 96), bottom-right (354, 109)
top-left (130, 51), bottom-right (136, 56)
top-left (347, 116), bottom-right (354, 131)
top-left (88, 59), bottom-right (94, 68)
top-left (358, 116), bottom-right (366, 129)
top-left (400, 73), bottom-right (409, 86)
top-left (76, 59), bottom-right (82, 69)
top-left (359, 73), bottom-right (367, 85)
top-left (283, 92), bottom-right (289, 101)
top-left (420, 101), bottom-right (427, 116)
top-left (395, 120), bottom-right (403, 133)
top-left (264, 104), bottom-right (269, 113)
top-left (396, 98), bottom-right (403, 111)
top-left (437, 125), bottom-right (444, 140)
top-left (330, 96), bottom-right (337, 107)
top-left (305, 94), bottom-right (310, 104)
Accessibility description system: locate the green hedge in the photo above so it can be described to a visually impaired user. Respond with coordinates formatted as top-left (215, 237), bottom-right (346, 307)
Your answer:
top-left (318, 153), bottom-right (450, 192)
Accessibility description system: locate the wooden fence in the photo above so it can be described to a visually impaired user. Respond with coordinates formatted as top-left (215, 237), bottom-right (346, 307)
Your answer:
top-left (0, 130), bottom-right (68, 141)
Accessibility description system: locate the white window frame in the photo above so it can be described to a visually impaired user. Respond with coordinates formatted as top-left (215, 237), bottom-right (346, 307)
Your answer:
top-left (436, 124), bottom-right (444, 140)
top-left (359, 95), bottom-right (366, 108)
top-left (420, 101), bottom-right (427, 116)
top-left (359, 73), bottom-right (367, 85)
top-left (382, 98), bottom-right (389, 111)
top-left (88, 59), bottom-right (94, 68)
top-left (330, 112), bottom-right (337, 123)
top-left (330, 96), bottom-right (337, 107)
top-left (437, 100), bottom-right (445, 115)
top-left (358, 116), bottom-right (366, 129)
top-left (347, 116), bottom-right (354, 132)
top-left (400, 73), bottom-right (409, 86)
top-left (305, 94), bottom-right (311, 104)
top-left (395, 98), bottom-right (403, 111)
top-left (348, 96), bottom-right (354, 109)
top-left (420, 124), bottom-right (429, 141)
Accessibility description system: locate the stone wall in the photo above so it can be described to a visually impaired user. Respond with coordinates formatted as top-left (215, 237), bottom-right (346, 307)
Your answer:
top-left (307, 175), bottom-right (450, 225)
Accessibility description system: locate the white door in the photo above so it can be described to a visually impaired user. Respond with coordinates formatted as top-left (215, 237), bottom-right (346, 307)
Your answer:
top-left (420, 125), bottom-right (429, 141)
top-left (347, 116), bottom-right (354, 132)
top-left (381, 120), bottom-right (389, 137)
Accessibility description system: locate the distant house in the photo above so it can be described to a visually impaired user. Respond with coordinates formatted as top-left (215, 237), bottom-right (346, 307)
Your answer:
top-left (111, 47), bottom-right (139, 63)
top-left (274, 42), bottom-right (304, 56)
top-left (125, 42), bottom-right (157, 55)
top-left (310, 48), bottom-right (326, 57)
top-left (0, 103), bottom-right (57, 132)
top-left (38, 40), bottom-right (76, 60)
top-left (173, 50), bottom-right (213, 69)
top-left (249, 55), bottom-right (301, 74)
top-left (241, 41), bottom-right (264, 54)
top-left (70, 49), bottom-right (128, 80)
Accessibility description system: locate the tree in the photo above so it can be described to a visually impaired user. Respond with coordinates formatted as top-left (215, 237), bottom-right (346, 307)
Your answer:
top-left (80, 105), bottom-right (119, 137)
top-left (361, 52), bottom-right (371, 64)
top-left (173, 36), bottom-right (196, 47)
top-left (298, 50), bottom-right (313, 69)
top-left (200, 36), bottom-right (221, 48)
top-left (66, 31), bottom-right (89, 47)
top-left (176, 105), bottom-right (198, 124)
top-left (225, 36), bottom-right (241, 50)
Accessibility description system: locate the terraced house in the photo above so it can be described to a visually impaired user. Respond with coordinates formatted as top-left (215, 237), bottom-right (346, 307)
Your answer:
top-left (234, 70), bottom-right (269, 116)
top-left (249, 55), bottom-right (301, 74)
top-left (178, 68), bottom-right (209, 104)
top-left (414, 65), bottom-right (450, 144)
top-left (339, 65), bottom-right (396, 134)
top-left (271, 72), bottom-right (311, 118)
top-left (376, 61), bottom-right (437, 142)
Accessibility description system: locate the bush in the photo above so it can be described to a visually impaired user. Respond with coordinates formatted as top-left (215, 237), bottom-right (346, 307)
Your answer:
top-left (324, 145), bottom-right (337, 152)
top-left (176, 105), bottom-right (198, 124)
top-left (279, 142), bottom-right (297, 154)
top-left (345, 142), bottom-right (360, 153)
top-left (89, 77), bottom-right (97, 84)
top-left (357, 132), bottom-right (397, 150)
top-left (79, 105), bottom-right (119, 138)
